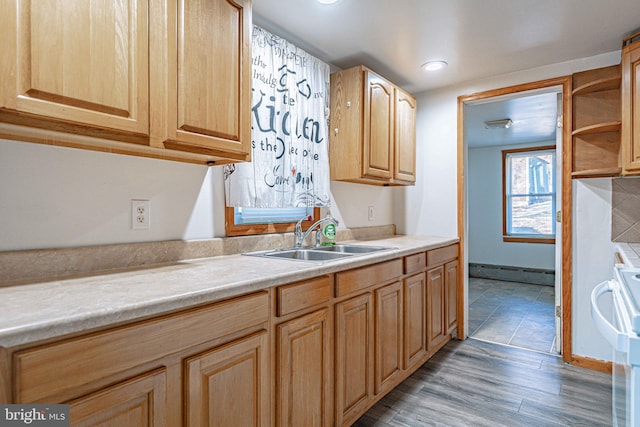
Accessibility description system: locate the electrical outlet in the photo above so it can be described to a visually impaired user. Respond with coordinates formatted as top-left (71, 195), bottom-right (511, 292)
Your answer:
top-left (131, 199), bottom-right (150, 230)
top-left (368, 205), bottom-right (374, 221)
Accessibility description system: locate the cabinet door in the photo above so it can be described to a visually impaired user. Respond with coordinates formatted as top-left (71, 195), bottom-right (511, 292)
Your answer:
top-left (165, 0), bottom-right (251, 159)
top-left (403, 273), bottom-right (427, 369)
top-left (445, 260), bottom-right (459, 334)
top-left (622, 41), bottom-right (640, 174)
top-left (335, 293), bottom-right (373, 426)
top-left (185, 332), bottom-right (269, 427)
top-left (68, 370), bottom-right (166, 427)
top-left (374, 281), bottom-right (403, 395)
top-left (363, 71), bottom-right (394, 180)
top-left (394, 88), bottom-right (417, 183)
top-left (427, 266), bottom-right (446, 350)
top-left (277, 309), bottom-right (331, 427)
top-left (0, 0), bottom-right (149, 134)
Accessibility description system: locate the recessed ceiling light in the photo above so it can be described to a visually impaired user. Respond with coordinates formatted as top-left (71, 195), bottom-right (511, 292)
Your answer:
top-left (421, 60), bottom-right (448, 71)
top-left (317, 0), bottom-right (338, 4)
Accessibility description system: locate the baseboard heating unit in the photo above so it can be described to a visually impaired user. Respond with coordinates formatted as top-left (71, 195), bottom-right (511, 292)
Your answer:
top-left (469, 263), bottom-right (555, 286)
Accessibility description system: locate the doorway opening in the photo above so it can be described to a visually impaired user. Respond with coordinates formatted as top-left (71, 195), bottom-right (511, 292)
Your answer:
top-left (457, 77), bottom-right (572, 361)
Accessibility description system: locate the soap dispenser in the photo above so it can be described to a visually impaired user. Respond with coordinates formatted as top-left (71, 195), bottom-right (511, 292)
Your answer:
top-left (319, 215), bottom-right (336, 246)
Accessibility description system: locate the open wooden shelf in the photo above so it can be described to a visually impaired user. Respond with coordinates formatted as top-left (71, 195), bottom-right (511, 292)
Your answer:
top-left (572, 75), bottom-right (621, 96)
top-left (571, 64), bottom-right (622, 178)
top-left (572, 121), bottom-right (622, 136)
top-left (571, 167), bottom-right (622, 178)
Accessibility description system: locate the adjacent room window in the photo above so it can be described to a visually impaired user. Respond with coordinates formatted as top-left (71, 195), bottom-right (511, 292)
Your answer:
top-left (225, 206), bottom-right (320, 236)
top-left (502, 146), bottom-right (556, 243)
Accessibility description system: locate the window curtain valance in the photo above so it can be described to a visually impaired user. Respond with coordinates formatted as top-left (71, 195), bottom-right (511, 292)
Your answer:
top-left (224, 26), bottom-right (331, 208)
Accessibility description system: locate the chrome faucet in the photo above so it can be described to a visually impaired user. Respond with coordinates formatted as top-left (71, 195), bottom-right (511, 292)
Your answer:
top-left (294, 216), bottom-right (339, 248)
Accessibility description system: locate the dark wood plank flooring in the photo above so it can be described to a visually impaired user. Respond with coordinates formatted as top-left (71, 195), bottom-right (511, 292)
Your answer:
top-left (354, 338), bottom-right (612, 426)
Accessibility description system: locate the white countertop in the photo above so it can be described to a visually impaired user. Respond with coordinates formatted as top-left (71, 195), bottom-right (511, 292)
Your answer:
top-left (0, 235), bottom-right (458, 348)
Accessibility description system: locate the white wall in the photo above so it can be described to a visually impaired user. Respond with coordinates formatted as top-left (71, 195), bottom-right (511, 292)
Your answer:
top-left (393, 88), bottom-right (459, 237)
top-left (572, 178), bottom-right (615, 361)
top-left (329, 181), bottom-right (394, 228)
top-left (0, 139), bottom-right (214, 250)
top-left (0, 138), bottom-right (394, 251)
top-left (394, 51), bottom-right (621, 237)
top-left (468, 142), bottom-right (555, 270)
top-left (396, 50), bottom-right (620, 361)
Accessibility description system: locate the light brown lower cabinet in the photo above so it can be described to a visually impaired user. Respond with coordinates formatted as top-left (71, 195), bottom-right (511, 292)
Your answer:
top-left (427, 265), bottom-right (446, 351)
top-left (10, 292), bottom-right (269, 426)
top-left (68, 369), bottom-right (167, 427)
top-left (445, 260), bottom-right (459, 334)
top-left (374, 281), bottom-right (403, 395)
top-left (185, 332), bottom-right (269, 427)
top-left (335, 293), bottom-right (374, 426)
top-left (276, 309), bottom-right (331, 427)
top-left (403, 272), bottom-right (427, 369)
top-left (335, 279), bottom-right (409, 426)
top-left (3, 247), bottom-right (459, 427)
top-left (427, 256), bottom-right (459, 353)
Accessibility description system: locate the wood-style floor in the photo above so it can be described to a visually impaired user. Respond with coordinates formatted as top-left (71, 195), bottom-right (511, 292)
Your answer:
top-left (354, 338), bottom-right (612, 427)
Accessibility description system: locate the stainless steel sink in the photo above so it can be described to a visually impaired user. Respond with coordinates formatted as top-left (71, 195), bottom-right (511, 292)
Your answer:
top-left (244, 244), bottom-right (393, 263)
top-left (312, 244), bottom-right (390, 254)
top-left (259, 249), bottom-right (352, 261)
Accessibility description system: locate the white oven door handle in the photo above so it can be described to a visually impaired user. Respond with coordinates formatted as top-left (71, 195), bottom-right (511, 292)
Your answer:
top-left (591, 280), bottom-right (629, 353)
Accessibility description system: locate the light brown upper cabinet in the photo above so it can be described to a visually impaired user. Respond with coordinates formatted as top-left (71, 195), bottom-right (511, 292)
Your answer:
top-left (0, 0), bottom-right (252, 165)
top-left (157, 0), bottom-right (252, 162)
top-left (0, 0), bottom-right (149, 134)
top-left (363, 73), bottom-right (395, 180)
top-left (621, 34), bottom-right (640, 175)
top-left (330, 65), bottom-right (417, 185)
top-left (394, 87), bottom-right (418, 183)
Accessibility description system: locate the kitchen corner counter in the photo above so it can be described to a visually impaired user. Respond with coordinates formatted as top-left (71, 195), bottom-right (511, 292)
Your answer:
top-left (616, 242), bottom-right (640, 268)
top-left (0, 235), bottom-right (458, 348)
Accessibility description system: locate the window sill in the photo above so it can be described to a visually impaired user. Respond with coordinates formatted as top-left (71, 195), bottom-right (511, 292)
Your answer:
top-left (503, 236), bottom-right (555, 244)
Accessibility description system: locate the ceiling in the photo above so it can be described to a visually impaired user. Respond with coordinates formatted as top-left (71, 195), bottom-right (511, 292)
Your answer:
top-left (465, 91), bottom-right (559, 148)
top-left (253, 0), bottom-right (639, 147)
top-left (252, 0), bottom-right (640, 95)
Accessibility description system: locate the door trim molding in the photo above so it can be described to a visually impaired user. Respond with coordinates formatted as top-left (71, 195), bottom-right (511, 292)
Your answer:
top-left (457, 76), bottom-right (573, 363)
top-left (571, 355), bottom-right (612, 374)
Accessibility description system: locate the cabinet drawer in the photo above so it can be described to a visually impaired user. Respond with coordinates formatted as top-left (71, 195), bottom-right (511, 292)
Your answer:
top-left (404, 252), bottom-right (426, 274)
top-left (336, 259), bottom-right (403, 297)
top-left (15, 291), bottom-right (269, 403)
top-left (277, 276), bottom-right (332, 316)
top-left (427, 244), bottom-right (458, 267)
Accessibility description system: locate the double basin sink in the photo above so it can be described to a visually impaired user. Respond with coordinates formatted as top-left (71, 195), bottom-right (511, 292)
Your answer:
top-left (245, 244), bottom-right (392, 263)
